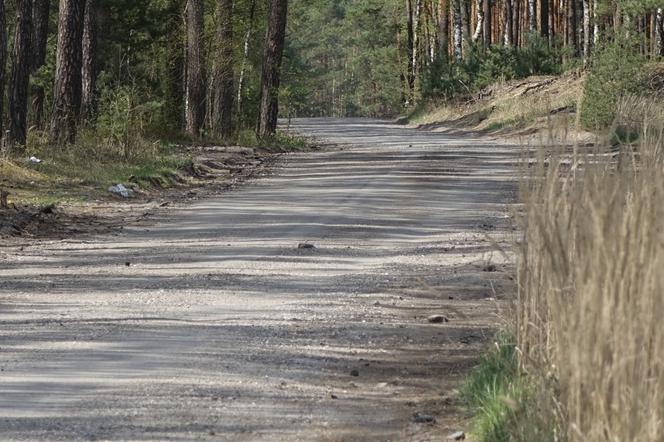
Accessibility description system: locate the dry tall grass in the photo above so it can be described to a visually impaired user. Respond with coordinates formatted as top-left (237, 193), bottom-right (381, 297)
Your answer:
top-left (516, 97), bottom-right (664, 441)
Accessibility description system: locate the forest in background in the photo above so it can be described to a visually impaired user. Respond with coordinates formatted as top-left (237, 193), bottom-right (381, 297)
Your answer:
top-left (0, 0), bottom-right (658, 154)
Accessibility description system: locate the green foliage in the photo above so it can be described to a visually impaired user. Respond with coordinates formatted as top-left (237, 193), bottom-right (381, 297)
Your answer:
top-left (93, 84), bottom-right (165, 159)
top-left (581, 38), bottom-right (647, 130)
top-left (464, 335), bottom-right (559, 442)
top-left (423, 35), bottom-right (563, 100)
top-left (283, 0), bottom-right (405, 117)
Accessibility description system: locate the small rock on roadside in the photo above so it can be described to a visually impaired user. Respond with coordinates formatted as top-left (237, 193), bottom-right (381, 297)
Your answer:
top-left (412, 412), bottom-right (436, 424)
top-left (447, 431), bottom-right (465, 440)
top-left (350, 369), bottom-right (359, 377)
top-left (427, 314), bottom-right (450, 324)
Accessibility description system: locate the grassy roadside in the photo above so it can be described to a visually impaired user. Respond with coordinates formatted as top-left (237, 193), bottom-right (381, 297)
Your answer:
top-left (404, 71), bottom-right (586, 143)
top-left (0, 129), bottom-right (312, 207)
top-left (459, 92), bottom-right (664, 440)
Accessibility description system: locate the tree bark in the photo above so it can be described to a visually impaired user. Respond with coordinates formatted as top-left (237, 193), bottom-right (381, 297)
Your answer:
top-left (212, 0), bottom-right (234, 138)
top-left (582, 0), bottom-right (590, 64)
top-left (592, 0), bottom-right (599, 46)
top-left (483, 0), bottom-right (491, 45)
top-left (540, 0), bottom-right (549, 39)
top-left (528, 0), bottom-right (536, 33)
top-left (81, 0), bottom-right (97, 120)
top-left (0, 1), bottom-right (6, 147)
top-left (8, 0), bottom-right (32, 149)
top-left (504, 0), bottom-right (513, 46)
top-left (185, 0), bottom-right (205, 137)
top-left (472, 0), bottom-right (483, 42)
top-left (237, 0), bottom-right (256, 122)
top-left (406, 0), bottom-right (415, 97)
top-left (452, 0), bottom-right (462, 60)
top-left (30, 0), bottom-right (50, 129)
top-left (656, 8), bottom-right (663, 57)
top-left (438, 0), bottom-right (449, 58)
top-left (49, 0), bottom-right (85, 144)
top-left (256, 0), bottom-right (288, 139)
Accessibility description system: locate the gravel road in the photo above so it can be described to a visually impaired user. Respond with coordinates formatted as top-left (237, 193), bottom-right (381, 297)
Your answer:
top-left (0, 118), bottom-right (517, 441)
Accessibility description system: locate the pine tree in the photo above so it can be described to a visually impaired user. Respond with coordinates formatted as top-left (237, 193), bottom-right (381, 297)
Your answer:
top-left (50, 0), bottom-right (85, 144)
top-left (256, 0), bottom-right (288, 138)
top-left (8, 0), bottom-right (33, 149)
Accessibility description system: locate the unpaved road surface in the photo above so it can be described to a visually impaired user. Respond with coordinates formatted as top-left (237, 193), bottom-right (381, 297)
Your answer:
top-left (0, 119), bottom-right (517, 441)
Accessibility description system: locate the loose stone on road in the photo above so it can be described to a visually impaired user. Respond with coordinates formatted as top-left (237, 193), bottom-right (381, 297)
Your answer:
top-left (0, 118), bottom-right (516, 441)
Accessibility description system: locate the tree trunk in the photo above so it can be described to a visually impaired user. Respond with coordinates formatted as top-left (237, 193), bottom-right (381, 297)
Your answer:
top-left (472, 0), bottom-right (483, 42)
top-left (438, 0), bottom-right (449, 58)
top-left (8, 0), bottom-right (32, 149)
top-left (185, 0), bottom-right (205, 137)
top-left (656, 8), bottom-right (663, 57)
top-left (582, 0), bottom-right (590, 64)
top-left (459, 0), bottom-right (470, 55)
top-left (256, 0), bottom-right (288, 139)
top-left (49, 0), bottom-right (84, 144)
top-left (30, 0), bottom-right (49, 129)
top-left (406, 0), bottom-right (415, 97)
top-left (528, 0), bottom-right (536, 33)
top-left (540, 0), bottom-right (549, 39)
top-left (483, 0), bottom-right (491, 45)
top-left (504, 0), bottom-right (513, 46)
top-left (237, 0), bottom-right (256, 122)
top-left (592, 0), bottom-right (599, 46)
top-left (452, 0), bottom-right (462, 60)
top-left (0, 0), bottom-right (5, 146)
top-left (212, 0), bottom-right (234, 138)
top-left (81, 0), bottom-right (97, 120)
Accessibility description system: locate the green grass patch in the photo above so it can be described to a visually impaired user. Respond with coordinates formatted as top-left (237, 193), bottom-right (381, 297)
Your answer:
top-left (464, 334), bottom-right (559, 441)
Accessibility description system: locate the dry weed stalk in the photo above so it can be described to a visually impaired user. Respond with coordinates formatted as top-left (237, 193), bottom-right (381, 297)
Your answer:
top-left (516, 97), bottom-right (664, 441)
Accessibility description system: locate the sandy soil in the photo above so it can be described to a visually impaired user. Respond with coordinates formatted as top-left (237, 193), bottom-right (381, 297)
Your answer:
top-left (0, 118), bottom-right (518, 441)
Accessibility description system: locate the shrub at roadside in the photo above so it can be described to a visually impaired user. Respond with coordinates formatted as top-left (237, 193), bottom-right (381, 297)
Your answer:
top-left (580, 39), bottom-right (647, 130)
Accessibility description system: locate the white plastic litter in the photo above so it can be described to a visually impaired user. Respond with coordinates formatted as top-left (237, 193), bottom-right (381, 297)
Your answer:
top-left (108, 184), bottom-right (132, 198)
top-left (28, 156), bottom-right (42, 164)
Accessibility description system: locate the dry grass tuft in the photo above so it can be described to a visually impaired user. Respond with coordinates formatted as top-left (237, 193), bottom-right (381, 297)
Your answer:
top-left (516, 96), bottom-right (664, 441)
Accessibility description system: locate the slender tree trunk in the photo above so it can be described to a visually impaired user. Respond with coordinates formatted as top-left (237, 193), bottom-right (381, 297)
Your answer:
top-left (256, 0), bottom-right (288, 138)
top-left (438, 0), bottom-right (449, 58)
top-left (30, 0), bottom-right (49, 129)
top-left (483, 0), bottom-right (491, 45)
top-left (592, 0), bottom-right (599, 46)
top-left (8, 0), bottom-right (32, 149)
top-left (540, 0), bottom-right (549, 39)
top-left (528, 0), bottom-right (536, 33)
top-left (237, 0), bottom-right (256, 122)
top-left (656, 8), bottom-right (663, 57)
top-left (212, 0), bottom-right (234, 138)
top-left (0, 0), bottom-right (6, 147)
top-left (49, 0), bottom-right (85, 144)
top-left (452, 0), bottom-right (463, 60)
top-left (185, 0), bottom-right (205, 137)
top-left (81, 0), bottom-right (97, 120)
top-left (413, 0), bottom-right (421, 85)
top-left (406, 0), bottom-right (415, 97)
top-left (504, 0), bottom-right (513, 46)
top-left (460, 0), bottom-right (470, 54)
top-left (472, 0), bottom-right (483, 42)
top-left (582, 0), bottom-right (590, 64)
top-left (568, 0), bottom-right (578, 55)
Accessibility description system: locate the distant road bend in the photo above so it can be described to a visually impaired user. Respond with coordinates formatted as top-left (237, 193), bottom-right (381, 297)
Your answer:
top-left (0, 118), bottom-right (517, 441)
